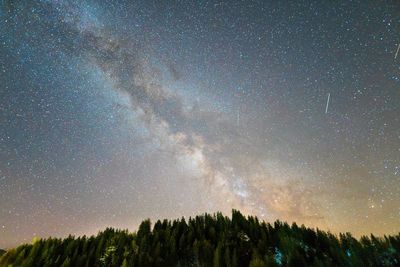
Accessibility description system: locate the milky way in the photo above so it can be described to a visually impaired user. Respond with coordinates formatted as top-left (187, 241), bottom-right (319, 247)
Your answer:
top-left (0, 1), bottom-right (399, 248)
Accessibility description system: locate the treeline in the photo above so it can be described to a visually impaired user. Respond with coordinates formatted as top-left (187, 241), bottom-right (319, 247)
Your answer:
top-left (0, 210), bottom-right (399, 266)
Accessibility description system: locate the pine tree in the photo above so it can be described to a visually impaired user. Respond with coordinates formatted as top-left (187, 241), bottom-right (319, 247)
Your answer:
top-left (224, 246), bottom-right (231, 267)
top-left (1, 211), bottom-right (399, 267)
top-left (121, 258), bottom-right (128, 267)
top-left (60, 257), bottom-right (71, 267)
top-left (249, 256), bottom-right (267, 267)
top-left (213, 242), bottom-right (223, 267)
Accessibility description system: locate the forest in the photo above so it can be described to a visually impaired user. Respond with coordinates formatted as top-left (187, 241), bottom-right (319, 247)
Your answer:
top-left (0, 210), bottom-right (399, 267)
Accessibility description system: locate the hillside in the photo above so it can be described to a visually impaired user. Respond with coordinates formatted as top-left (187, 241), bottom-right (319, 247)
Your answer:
top-left (0, 210), bottom-right (398, 267)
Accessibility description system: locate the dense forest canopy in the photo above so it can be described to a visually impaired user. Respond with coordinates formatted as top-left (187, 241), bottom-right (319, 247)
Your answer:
top-left (0, 210), bottom-right (399, 267)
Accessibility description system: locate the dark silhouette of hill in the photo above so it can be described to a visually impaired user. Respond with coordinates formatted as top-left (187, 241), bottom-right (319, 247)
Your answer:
top-left (0, 210), bottom-right (398, 266)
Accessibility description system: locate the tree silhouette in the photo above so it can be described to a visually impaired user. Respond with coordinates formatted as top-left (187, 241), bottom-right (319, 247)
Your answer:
top-left (0, 210), bottom-right (398, 267)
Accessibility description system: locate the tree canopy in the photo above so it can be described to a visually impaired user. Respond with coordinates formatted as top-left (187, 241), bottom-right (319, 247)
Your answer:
top-left (0, 210), bottom-right (398, 266)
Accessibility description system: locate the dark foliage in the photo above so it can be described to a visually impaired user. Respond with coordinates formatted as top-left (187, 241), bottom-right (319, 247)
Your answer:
top-left (0, 250), bottom-right (5, 258)
top-left (0, 210), bottom-right (399, 266)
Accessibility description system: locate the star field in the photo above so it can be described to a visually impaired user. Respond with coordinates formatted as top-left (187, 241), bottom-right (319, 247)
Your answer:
top-left (0, 0), bottom-right (399, 248)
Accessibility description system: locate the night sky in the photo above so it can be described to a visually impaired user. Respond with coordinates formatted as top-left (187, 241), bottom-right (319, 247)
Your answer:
top-left (1, 1), bottom-right (399, 248)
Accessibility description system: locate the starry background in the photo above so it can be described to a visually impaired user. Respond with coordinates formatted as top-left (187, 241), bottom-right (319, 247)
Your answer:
top-left (0, 0), bottom-right (399, 248)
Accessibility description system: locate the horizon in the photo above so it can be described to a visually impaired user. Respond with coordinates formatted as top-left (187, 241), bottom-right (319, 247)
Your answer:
top-left (2, 210), bottom-right (399, 250)
top-left (1, 1), bottom-right (399, 249)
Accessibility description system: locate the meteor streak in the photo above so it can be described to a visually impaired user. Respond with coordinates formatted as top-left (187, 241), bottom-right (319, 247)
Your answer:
top-left (325, 93), bottom-right (330, 114)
